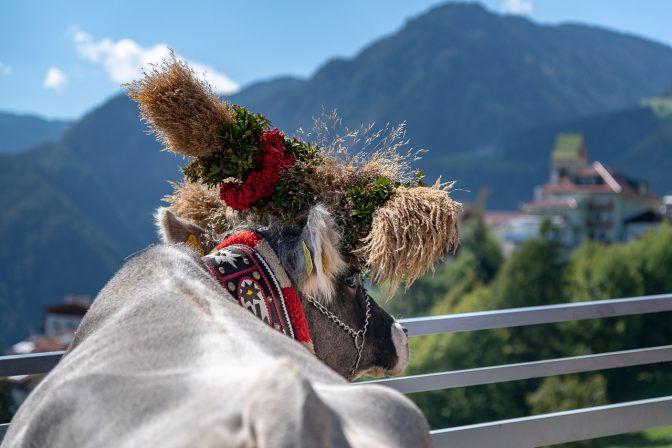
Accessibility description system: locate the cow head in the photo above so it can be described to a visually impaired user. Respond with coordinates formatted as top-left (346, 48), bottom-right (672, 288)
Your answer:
top-left (130, 56), bottom-right (461, 381)
top-left (158, 206), bottom-right (409, 380)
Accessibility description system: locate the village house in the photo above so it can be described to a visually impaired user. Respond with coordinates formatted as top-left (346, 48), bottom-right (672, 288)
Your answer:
top-left (8, 295), bottom-right (91, 356)
top-left (4, 296), bottom-right (91, 409)
top-left (491, 134), bottom-right (664, 254)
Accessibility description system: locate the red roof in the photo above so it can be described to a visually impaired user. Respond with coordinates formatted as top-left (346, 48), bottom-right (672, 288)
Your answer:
top-left (576, 165), bottom-right (600, 176)
top-left (545, 162), bottom-right (659, 201)
top-left (9, 332), bottom-right (74, 355)
top-left (485, 211), bottom-right (523, 227)
top-left (47, 304), bottom-right (89, 316)
top-left (543, 182), bottom-right (614, 194)
top-left (526, 198), bottom-right (577, 209)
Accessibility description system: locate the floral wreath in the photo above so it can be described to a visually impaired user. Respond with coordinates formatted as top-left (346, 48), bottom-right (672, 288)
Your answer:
top-left (217, 128), bottom-right (295, 210)
top-left (127, 56), bottom-right (461, 291)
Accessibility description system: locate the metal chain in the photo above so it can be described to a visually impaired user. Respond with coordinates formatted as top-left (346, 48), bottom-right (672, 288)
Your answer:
top-left (306, 293), bottom-right (371, 380)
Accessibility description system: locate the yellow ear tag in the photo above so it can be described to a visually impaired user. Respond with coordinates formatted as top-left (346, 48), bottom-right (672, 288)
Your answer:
top-left (322, 253), bottom-right (328, 274)
top-left (186, 234), bottom-right (205, 256)
top-left (302, 240), bottom-right (314, 275)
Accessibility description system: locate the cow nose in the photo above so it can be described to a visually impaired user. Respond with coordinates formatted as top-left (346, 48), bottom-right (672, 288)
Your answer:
top-left (402, 326), bottom-right (408, 336)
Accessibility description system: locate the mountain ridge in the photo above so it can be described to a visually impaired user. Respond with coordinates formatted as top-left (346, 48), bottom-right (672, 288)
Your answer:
top-left (230, 2), bottom-right (672, 184)
top-left (0, 112), bottom-right (71, 154)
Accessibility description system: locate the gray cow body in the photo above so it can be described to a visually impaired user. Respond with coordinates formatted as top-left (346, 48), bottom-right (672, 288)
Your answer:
top-left (2, 244), bottom-right (430, 447)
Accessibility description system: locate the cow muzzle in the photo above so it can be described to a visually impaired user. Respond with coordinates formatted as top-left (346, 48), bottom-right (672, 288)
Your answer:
top-left (388, 321), bottom-right (410, 376)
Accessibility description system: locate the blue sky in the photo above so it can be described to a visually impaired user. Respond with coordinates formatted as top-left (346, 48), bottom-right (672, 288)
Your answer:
top-left (2, 0), bottom-right (672, 120)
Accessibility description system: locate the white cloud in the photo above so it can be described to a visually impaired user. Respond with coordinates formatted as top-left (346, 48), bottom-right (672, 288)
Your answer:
top-left (43, 67), bottom-right (68, 91)
top-left (501, 0), bottom-right (533, 14)
top-left (0, 62), bottom-right (11, 76)
top-left (70, 27), bottom-right (239, 94)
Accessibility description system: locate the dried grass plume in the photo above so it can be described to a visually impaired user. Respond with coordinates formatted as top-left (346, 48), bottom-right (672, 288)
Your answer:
top-left (361, 182), bottom-right (461, 294)
top-left (126, 54), bottom-right (232, 157)
top-left (164, 181), bottom-right (234, 235)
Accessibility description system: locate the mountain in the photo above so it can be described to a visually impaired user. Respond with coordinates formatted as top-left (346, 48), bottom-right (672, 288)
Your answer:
top-left (0, 97), bottom-right (181, 349)
top-left (59, 95), bottom-right (184, 241)
top-left (4, 2), bottom-right (672, 348)
top-left (228, 76), bottom-right (304, 106)
top-left (0, 147), bottom-right (128, 344)
top-left (230, 2), bottom-right (672, 188)
top-left (0, 112), bottom-right (71, 153)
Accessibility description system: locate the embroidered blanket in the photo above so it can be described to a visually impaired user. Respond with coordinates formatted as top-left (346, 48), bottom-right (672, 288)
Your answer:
top-left (201, 230), bottom-right (312, 345)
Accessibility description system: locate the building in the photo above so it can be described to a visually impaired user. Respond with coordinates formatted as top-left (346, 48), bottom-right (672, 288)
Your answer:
top-left (43, 296), bottom-right (91, 338)
top-left (4, 296), bottom-right (91, 407)
top-left (488, 213), bottom-right (565, 257)
top-left (489, 134), bottom-right (663, 253)
top-left (662, 195), bottom-right (672, 221)
top-left (8, 295), bottom-right (91, 356)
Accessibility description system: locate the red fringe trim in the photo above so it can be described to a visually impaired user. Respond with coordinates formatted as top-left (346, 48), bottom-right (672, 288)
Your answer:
top-left (216, 230), bottom-right (262, 251)
top-left (282, 287), bottom-right (312, 344)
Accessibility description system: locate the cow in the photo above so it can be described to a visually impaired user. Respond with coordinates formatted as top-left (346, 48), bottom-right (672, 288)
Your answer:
top-left (1, 208), bottom-right (432, 447)
top-left (2, 56), bottom-right (460, 447)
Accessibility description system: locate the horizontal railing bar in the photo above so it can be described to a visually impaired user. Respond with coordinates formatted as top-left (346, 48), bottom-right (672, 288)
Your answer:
top-left (400, 293), bottom-right (672, 337)
top-left (430, 395), bottom-right (672, 448)
top-left (0, 295), bottom-right (670, 378)
top-left (3, 398), bottom-right (671, 447)
top-left (0, 351), bottom-right (65, 378)
top-left (366, 345), bottom-right (672, 393)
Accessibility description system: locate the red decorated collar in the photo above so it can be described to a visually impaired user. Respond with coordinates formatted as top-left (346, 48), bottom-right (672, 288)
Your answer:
top-left (201, 230), bottom-right (312, 349)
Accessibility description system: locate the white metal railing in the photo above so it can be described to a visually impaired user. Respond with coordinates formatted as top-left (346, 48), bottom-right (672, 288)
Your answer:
top-left (368, 345), bottom-right (672, 394)
top-left (429, 396), bottom-right (672, 448)
top-left (0, 350), bottom-right (64, 378)
top-left (1, 293), bottom-right (671, 446)
top-left (367, 293), bottom-right (672, 446)
top-left (400, 293), bottom-right (672, 337)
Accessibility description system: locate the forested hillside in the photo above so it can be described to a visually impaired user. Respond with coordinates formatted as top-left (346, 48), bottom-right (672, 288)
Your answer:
top-left (0, 97), bottom-right (181, 349)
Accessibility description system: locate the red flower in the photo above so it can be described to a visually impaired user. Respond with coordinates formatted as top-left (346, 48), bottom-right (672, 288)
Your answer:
top-left (219, 129), bottom-right (295, 210)
top-left (260, 128), bottom-right (285, 152)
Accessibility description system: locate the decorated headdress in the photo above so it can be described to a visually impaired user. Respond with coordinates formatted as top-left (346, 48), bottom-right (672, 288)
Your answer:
top-left (127, 56), bottom-right (461, 293)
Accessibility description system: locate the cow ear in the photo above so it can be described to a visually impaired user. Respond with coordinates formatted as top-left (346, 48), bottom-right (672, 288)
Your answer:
top-left (295, 205), bottom-right (347, 303)
top-left (155, 207), bottom-right (216, 255)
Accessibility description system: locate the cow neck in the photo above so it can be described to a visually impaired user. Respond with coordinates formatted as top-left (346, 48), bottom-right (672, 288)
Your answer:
top-left (201, 230), bottom-right (313, 352)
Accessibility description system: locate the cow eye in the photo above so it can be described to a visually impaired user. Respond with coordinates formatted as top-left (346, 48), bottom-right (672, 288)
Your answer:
top-left (345, 273), bottom-right (360, 288)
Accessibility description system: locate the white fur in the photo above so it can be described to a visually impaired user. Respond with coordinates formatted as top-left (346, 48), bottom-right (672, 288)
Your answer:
top-left (155, 207), bottom-right (176, 244)
top-left (297, 205), bottom-right (347, 304)
top-left (155, 207), bottom-right (215, 254)
top-left (388, 321), bottom-right (409, 376)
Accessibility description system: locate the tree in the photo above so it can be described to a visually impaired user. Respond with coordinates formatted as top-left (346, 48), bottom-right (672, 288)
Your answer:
top-left (407, 236), bottom-right (567, 428)
top-left (527, 375), bottom-right (607, 448)
top-left (380, 212), bottom-right (503, 318)
top-left (0, 380), bottom-right (12, 423)
top-left (408, 286), bottom-right (527, 427)
top-left (403, 223), bottom-right (672, 432)
top-left (459, 211), bottom-right (504, 284)
top-left (562, 225), bottom-right (672, 404)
